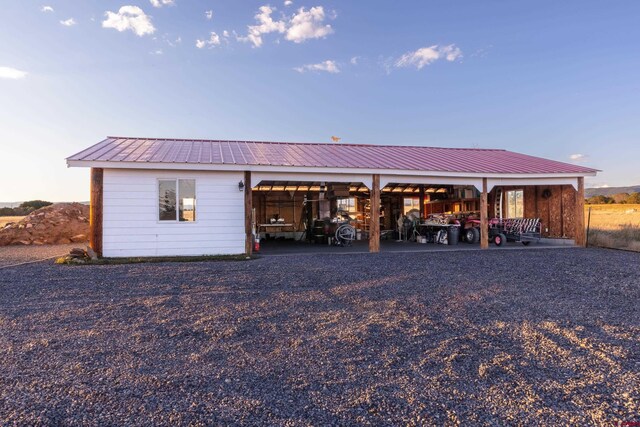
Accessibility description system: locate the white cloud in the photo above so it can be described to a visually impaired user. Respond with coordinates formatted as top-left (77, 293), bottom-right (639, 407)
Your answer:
top-left (294, 60), bottom-right (339, 74)
top-left (60, 18), bottom-right (76, 26)
top-left (103, 6), bottom-right (155, 37)
top-left (165, 35), bottom-right (181, 47)
top-left (395, 44), bottom-right (463, 69)
top-left (350, 56), bottom-right (359, 65)
top-left (570, 154), bottom-right (589, 163)
top-left (0, 66), bottom-right (27, 79)
top-left (239, 5), bottom-right (334, 47)
top-left (286, 6), bottom-right (333, 43)
top-left (150, 49), bottom-right (163, 55)
top-left (196, 32), bottom-right (221, 49)
top-left (284, 0), bottom-right (293, 5)
top-left (41, 5), bottom-right (54, 12)
top-left (223, 30), bottom-right (230, 38)
top-left (205, 10), bottom-right (213, 20)
top-left (150, 0), bottom-right (174, 8)
top-left (238, 6), bottom-right (286, 48)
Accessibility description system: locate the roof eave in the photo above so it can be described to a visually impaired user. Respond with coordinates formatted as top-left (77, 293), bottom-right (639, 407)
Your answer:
top-left (65, 159), bottom-right (599, 178)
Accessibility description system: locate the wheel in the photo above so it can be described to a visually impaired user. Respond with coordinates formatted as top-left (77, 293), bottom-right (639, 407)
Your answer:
top-left (465, 227), bottom-right (480, 244)
top-left (522, 241), bottom-right (531, 246)
top-left (494, 233), bottom-right (506, 247)
top-left (335, 224), bottom-right (356, 246)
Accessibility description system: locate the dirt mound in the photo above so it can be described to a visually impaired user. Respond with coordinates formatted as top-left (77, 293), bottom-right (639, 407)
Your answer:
top-left (0, 203), bottom-right (90, 246)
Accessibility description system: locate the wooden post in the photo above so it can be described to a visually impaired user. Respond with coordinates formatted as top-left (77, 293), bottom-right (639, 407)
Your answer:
top-left (306, 190), bottom-right (313, 241)
top-left (244, 171), bottom-right (253, 256)
top-left (575, 177), bottom-right (586, 247)
top-left (480, 178), bottom-right (489, 249)
top-left (560, 185), bottom-right (565, 237)
top-left (89, 168), bottom-right (103, 257)
top-left (369, 174), bottom-right (381, 253)
top-left (419, 185), bottom-right (425, 219)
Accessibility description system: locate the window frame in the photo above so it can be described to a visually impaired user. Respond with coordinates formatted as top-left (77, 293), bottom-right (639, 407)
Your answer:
top-left (157, 178), bottom-right (197, 223)
top-left (505, 189), bottom-right (524, 219)
top-left (336, 197), bottom-right (358, 214)
top-left (403, 197), bottom-right (421, 215)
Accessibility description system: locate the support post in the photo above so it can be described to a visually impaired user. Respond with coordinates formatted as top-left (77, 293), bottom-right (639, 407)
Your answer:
top-left (244, 171), bottom-right (253, 256)
top-left (306, 190), bottom-right (313, 241)
top-left (369, 174), bottom-right (381, 253)
top-left (90, 168), bottom-right (103, 257)
top-left (575, 177), bottom-right (586, 247)
top-left (419, 185), bottom-right (425, 219)
top-left (480, 178), bottom-right (489, 249)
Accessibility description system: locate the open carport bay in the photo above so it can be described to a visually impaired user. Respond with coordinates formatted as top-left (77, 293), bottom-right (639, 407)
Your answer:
top-left (0, 248), bottom-right (638, 425)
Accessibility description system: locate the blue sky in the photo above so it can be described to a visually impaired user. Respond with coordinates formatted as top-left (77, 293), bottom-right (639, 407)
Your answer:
top-left (1, 1), bottom-right (639, 201)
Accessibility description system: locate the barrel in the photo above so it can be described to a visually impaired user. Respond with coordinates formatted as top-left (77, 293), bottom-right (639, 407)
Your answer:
top-left (447, 226), bottom-right (460, 245)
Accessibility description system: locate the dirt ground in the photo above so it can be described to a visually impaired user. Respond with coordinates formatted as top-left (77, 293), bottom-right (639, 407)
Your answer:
top-left (0, 216), bottom-right (24, 228)
top-left (0, 248), bottom-right (638, 425)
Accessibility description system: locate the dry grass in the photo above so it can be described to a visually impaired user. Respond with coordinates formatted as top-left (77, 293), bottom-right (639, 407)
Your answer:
top-left (0, 216), bottom-right (24, 228)
top-left (585, 204), bottom-right (640, 251)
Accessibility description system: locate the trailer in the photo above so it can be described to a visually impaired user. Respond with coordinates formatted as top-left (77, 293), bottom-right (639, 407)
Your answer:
top-left (489, 218), bottom-right (542, 246)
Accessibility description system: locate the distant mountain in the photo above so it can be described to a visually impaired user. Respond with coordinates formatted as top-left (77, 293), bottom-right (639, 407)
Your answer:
top-left (0, 202), bottom-right (22, 208)
top-left (0, 201), bottom-right (89, 208)
top-left (585, 185), bottom-right (640, 198)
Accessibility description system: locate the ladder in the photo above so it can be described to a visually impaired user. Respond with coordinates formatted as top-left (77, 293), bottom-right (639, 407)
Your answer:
top-left (494, 187), bottom-right (504, 219)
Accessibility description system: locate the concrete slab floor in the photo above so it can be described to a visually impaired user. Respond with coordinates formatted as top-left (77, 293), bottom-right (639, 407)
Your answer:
top-left (256, 238), bottom-right (577, 256)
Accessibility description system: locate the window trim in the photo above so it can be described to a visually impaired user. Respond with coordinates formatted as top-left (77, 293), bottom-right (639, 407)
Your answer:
top-left (336, 197), bottom-right (358, 214)
top-left (403, 197), bottom-right (421, 214)
top-left (157, 178), bottom-right (198, 224)
top-left (505, 189), bottom-right (524, 219)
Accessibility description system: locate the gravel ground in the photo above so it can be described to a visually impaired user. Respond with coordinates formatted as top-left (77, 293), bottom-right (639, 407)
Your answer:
top-left (0, 248), bottom-right (638, 426)
top-left (0, 244), bottom-right (78, 268)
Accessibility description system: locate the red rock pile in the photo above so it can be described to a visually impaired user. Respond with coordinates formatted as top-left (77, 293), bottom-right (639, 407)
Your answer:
top-left (0, 203), bottom-right (90, 246)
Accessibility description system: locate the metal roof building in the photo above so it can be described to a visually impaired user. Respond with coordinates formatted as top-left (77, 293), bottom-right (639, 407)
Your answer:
top-left (67, 137), bottom-right (597, 257)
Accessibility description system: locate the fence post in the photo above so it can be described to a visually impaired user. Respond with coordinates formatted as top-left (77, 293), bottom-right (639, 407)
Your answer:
top-left (586, 206), bottom-right (592, 247)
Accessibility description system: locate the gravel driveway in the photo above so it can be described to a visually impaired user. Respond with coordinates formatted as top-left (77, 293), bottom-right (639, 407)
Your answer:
top-left (1, 248), bottom-right (638, 425)
top-left (0, 243), bottom-right (77, 268)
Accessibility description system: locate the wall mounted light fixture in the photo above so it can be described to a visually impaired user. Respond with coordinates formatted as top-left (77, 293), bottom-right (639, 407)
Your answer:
top-left (238, 180), bottom-right (245, 192)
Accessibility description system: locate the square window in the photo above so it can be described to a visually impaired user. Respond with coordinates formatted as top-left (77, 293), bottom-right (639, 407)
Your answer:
top-left (159, 179), bottom-right (196, 221)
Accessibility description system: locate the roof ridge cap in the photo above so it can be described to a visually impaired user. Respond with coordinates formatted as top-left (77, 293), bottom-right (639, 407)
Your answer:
top-left (104, 136), bottom-right (506, 151)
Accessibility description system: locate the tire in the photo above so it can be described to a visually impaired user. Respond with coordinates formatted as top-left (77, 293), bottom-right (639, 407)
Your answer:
top-left (494, 233), bottom-right (506, 247)
top-left (465, 227), bottom-right (480, 244)
top-left (522, 241), bottom-right (531, 246)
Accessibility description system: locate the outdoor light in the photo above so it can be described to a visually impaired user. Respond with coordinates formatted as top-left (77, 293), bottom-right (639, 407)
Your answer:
top-left (238, 180), bottom-right (244, 192)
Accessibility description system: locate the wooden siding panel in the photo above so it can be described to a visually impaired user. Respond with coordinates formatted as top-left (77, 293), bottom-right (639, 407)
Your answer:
top-left (548, 185), bottom-right (563, 237)
top-left (102, 169), bottom-right (245, 257)
top-left (524, 186), bottom-right (536, 218)
top-left (562, 185), bottom-right (576, 238)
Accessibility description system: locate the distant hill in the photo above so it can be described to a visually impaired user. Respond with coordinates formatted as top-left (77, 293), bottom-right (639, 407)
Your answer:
top-left (0, 202), bottom-right (22, 209)
top-left (0, 201), bottom-right (89, 209)
top-left (585, 185), bottom-right (640, 198)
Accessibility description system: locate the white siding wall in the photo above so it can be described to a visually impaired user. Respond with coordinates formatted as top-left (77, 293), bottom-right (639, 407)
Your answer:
top-left (103, 169), bottom-right (245, 257)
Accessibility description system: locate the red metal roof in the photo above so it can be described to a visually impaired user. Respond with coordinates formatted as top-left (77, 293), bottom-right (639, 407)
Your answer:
top-left (67, 137), bottom-right (599, 175)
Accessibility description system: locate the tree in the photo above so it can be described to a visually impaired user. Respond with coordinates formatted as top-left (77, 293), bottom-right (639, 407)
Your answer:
top-left (586, 195), bottom-right (611, 205)
top-left (611, 193), bottom-right (630, 204)
top-left (626, 192), bottom-right (640, 204)
top-left (19, 200), bottom-right (52, 210)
